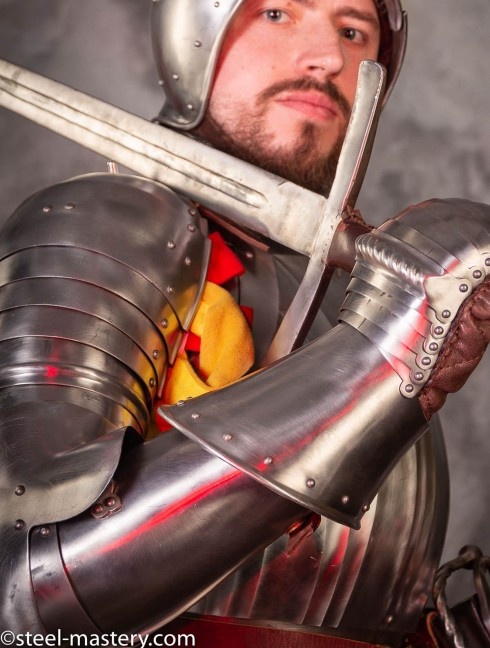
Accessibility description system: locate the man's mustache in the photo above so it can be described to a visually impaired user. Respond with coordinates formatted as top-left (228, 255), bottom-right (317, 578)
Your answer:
top-left (258, 77), bottom-right (351, 120)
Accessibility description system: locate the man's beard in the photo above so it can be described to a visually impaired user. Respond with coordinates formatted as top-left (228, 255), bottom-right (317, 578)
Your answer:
top-left (196, 78), bottom-right (351, 196)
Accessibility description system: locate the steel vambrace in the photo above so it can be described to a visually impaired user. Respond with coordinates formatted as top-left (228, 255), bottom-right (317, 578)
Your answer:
top-left (163, 198), bottom-right (490, 528)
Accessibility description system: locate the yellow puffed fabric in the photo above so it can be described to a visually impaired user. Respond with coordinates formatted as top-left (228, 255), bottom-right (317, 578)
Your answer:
top-left (162, 281), bottom-right (255, 404)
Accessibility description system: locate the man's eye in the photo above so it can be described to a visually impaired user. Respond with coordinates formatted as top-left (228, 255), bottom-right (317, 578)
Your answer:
top-left (341, 27), bottom-right (363, 42)
top-left (264, 9), bottom-right (286, 22)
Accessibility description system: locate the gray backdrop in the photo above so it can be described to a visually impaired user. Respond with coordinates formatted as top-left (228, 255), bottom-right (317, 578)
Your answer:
top-left (0, 0), bottom-right (488, 603)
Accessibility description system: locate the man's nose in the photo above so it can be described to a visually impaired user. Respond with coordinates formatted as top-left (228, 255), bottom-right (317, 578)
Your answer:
top-left (293, 28), bottom-right (344, 80)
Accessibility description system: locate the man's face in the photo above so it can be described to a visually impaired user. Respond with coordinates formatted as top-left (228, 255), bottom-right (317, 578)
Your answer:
top-left (196, 0), bottom-right (381, 194)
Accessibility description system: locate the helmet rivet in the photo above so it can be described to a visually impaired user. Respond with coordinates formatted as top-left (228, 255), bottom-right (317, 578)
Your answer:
top-left (153, 350), bottom-right (160, 360)
top-left (306, 478), bottom-right (315, 489)
top-left (191, 412), bottom-right (200, 420)
top-left (185, 257), bottom-right (192, 266)
top-left (40, 526), bottom-right (50, 537)
top-left (167, 285), bottom-right (175, 294)
top-left (194, 40), bottom-right (202, 48)
top-left (161, 318), bottom-right (169, 329)
top-left (362, 504), bottom-right (370, 513)
top-left (158, 79), bottom-right (164, 86)
top-left (186, 104), bottom-right (194, 111)
top-left (187, 224), bottom-right (197, 233)
top-left (172, 73), bottom-right (179, 81)
top-left (485, 258), bottom-right (490, 267)
top-left (14, 519), bottom-right (25, 531)
top-left (42, 205), bottom-right (52, 213)
top-left (264, 456), bottom-right (273, 466)
top-left (149, 378), bottom-right (156, 388)
top-left (167, 240), bottom-right (176, 249)
top-left (223, 433), bottom-right (232, 441)
top-left (15, 485), bottom-right (25, 496)
top-left (64, 202), bottom-right (75, 210)
top-left (214, 1), bottom-right (220, 6)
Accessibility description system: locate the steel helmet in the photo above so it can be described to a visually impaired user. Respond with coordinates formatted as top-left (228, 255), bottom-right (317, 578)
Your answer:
top-left (151, 0), bottom-right (407, 130)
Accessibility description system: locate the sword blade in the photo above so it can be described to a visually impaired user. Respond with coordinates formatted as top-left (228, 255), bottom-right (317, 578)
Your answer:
top-left (0, 57), bottom-right (325, 256)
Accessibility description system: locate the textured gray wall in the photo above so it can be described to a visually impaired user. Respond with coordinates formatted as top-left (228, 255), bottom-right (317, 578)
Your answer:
top-left (0, 0), bottom-right (488, 604)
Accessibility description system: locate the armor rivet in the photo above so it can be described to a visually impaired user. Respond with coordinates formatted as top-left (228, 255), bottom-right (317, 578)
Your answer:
top-left (434, 326), bottom-right (444, 335)
top-left (185, 257), bottom-right (192, 266)
top-left (442, 310), bottom-right (451, 319)
top-left (176, 400), bottom-right (185, 406)
top-left (405, 384), bottom-right (414, 393)
top-left (422, 357), bottom-right (431, 367)
top-left (92, 504), bottom-right (104, 515)
top-left (214, 1), bottom-right (220, 6)
top-left (158, 79), bottom-right (164, 86)
top-left (187, 104), bottom-right (194, 111)
top-left (223, 433), bottom-right (233, 441)
top-left (306, 478), bottom-right (315, 489)
top-left (194, 40), bottom-right (202, 47)
top-left (191, 412), bottom-right (200, 419)
top-left (14, 519), bottom-right (25, 531)
top-left (362, 504), bottom-right (370, 513)
top-left (15, 485), bottom-right (25, 496)
top-left (386, 615), bottom-right (394, 625)
top-left (167, 285), bottom-right (175, 294)
top-left (40, 527), bottom-right (50, 537)
top-left (414, 372), bottom-right (424, 381)
top-left (189, 208), bottom-right (197, 217)
top-left (429, 342), bottom-right (438, 352)
top-left (149, 378), bottom-right (156, 388)
top-left (486, 258), bottom-right (490, 267)
top-left (64, 202), bottom-right (75, 210)
top-left (245, 250), bottom-right (254, 259)
top-left (42, 205), bottom-right (52, 213)
top-left (473, 269), bottom-right (483, 279)
top-left (105, 497), bottom-right (116, 508)
top-left (167, 240), bottom-right (176, 249)
top-left (153, 349), bottom-right (160, 359)
top-left (187, 224), bottom-right (197, 233)
top-left (161, 318), bottom-right (169, 329)
top-left (172, 73), bottom-right (179, 81)
top-left (459, 283), bottom-right (469, 293)
top-left (341, 495), bottom-right (350, 505)
top-left (264, 456), bottom-right (273, 465)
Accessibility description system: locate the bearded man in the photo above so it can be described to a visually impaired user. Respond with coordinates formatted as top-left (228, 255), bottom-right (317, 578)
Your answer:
top-left (0, 2), bottom-right (489, 647)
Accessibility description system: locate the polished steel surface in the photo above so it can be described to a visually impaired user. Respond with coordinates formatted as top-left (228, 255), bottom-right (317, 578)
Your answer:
top-left (53, 432), bottom-right (303, 633)
top-left (340, 198), bottom-right (490, 397)
top-left (192, 421), bottom-right (448, 638)
top-left (162, 323), bottom-right (427, 529)
top-left (151, 0), bottom-right (406, 129)
top-left (25, 235), bottom-right (450, 638)
top-left (0, 173), bottom-right (208, 631)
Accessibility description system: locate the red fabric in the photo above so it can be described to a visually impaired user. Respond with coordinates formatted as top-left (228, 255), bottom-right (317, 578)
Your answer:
top-left (206, 231), bottom-right (246, 285)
